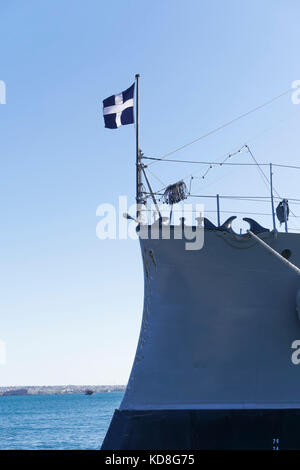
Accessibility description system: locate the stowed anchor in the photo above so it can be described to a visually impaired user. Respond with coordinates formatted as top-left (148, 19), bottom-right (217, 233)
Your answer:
top-left (243, 218), bottom-right (270, 234)
top-left (203, 216), bottom-right (270, 235)
top-left (220, 216), bottom-right (269, 235)
top-left (219, 216), bottom-right (237, 232)
top-left (203, 216), bottom-right (237, 232)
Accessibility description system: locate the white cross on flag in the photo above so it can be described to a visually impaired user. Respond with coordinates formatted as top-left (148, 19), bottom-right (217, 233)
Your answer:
top-left (103, 83), bottom-right (135, 129)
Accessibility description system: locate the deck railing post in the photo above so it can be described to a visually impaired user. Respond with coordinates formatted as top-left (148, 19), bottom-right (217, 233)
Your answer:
top-left (216, 194), bottom-right (220, 227)
top-left (270, 163), bottom-right (277, 232)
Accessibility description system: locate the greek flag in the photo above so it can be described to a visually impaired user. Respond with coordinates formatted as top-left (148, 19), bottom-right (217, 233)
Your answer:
top-left (103, 83), bottom-right (135, 129)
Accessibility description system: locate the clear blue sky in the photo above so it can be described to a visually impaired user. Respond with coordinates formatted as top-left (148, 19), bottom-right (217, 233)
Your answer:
top-left (1, 0), bottom-right (300, 385)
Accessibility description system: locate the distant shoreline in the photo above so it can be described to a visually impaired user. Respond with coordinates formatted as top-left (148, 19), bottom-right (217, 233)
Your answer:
top-left (0, 385), bottom-right (126, 396)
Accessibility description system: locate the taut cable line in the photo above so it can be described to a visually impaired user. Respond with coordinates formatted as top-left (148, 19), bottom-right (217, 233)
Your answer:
top-left (142, 157), bottom-right (300, 172)
top-left (147, 87), bottom-right (292, 166)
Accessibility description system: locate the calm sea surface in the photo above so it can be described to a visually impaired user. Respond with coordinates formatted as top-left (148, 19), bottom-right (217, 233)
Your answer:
top-left (0, 392), bottom-right (123, 450)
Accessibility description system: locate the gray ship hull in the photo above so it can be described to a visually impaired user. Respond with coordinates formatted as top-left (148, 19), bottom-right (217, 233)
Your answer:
top-left (102, 226), bottom-right (300, 449)
top-left (102, 408), bottom-right (300, 449)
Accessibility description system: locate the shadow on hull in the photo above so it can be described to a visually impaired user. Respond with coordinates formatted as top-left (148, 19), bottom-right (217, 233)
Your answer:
top-left (101, 408), bottom-right (300, 450)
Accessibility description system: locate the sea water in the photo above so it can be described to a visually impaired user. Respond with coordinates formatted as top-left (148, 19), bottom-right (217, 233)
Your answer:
top-left (0, 392), bottom-right (123, 449)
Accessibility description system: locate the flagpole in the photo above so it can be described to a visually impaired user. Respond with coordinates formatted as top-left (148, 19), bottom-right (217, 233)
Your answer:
top-left (135, 73), bottom-right (141, 221)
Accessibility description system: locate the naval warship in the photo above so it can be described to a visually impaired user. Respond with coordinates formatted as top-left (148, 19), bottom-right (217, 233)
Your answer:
top-left (101, 76), bottom-right (300, 450)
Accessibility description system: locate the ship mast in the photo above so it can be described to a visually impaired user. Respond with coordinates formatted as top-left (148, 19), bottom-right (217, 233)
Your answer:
top-left (135, 73), bottom-right (142, 221)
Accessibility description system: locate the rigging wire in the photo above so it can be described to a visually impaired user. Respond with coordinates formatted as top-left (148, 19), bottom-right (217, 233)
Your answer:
top-left (242, 105), bottom-right (300, 148)
top-left (145, 167), bottom-right (166, 188)
top-left (144, 192), bottom-right (300, 202)
top-left (146, 144), bottom-right (248, 195)
top-left (147, 87), bottom-right (292, 165)
top-left (179, 145), bottom-right (247, 184)
top-left (143, 146), bottom-right (300, 230)
top-left (142, 157), bottom-right (300, 172)
top-left (243, 145), bottom-right (299, 229)
top-left (245, 145), bottom-right (271, 193)
top-left (141, 88), bottom-right (300, 231)
top-left (140, 91), bottom-right (300, 231)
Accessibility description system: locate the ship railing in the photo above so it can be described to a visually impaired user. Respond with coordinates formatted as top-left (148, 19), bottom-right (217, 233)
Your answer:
top-left (141, 150), bottom-right (300, 235)
top-left (141, 192), bottom-right (300, 234)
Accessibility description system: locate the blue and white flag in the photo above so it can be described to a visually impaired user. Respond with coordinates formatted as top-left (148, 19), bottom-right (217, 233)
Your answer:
top-left (103, 83), bottom-right (135, 129)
